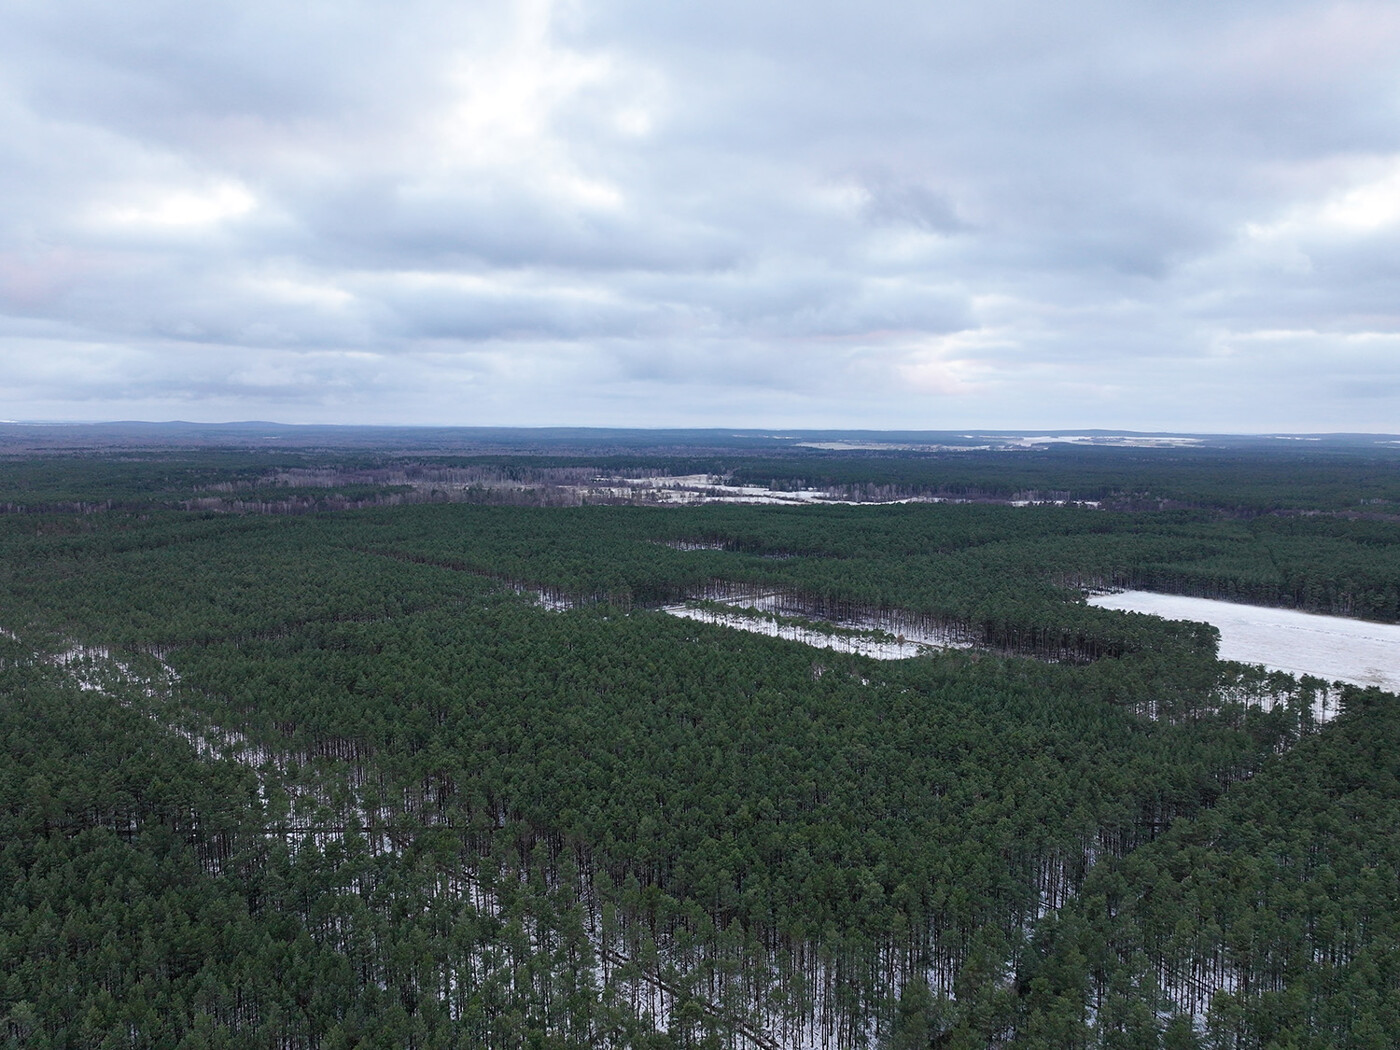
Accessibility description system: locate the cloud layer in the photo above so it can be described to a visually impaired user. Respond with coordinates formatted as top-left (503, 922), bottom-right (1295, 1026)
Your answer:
top-left (2, 0), bottom-right (1399, 428)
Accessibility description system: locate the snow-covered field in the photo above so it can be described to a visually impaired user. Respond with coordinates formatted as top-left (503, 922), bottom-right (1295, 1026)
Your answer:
top-left (1015, 434), bottom-right (1203, 447)
top-left (1088, 591), bottom-right (1400, 693)
top-left (620, 474), bottom-right (836, 504)
top-left (664, 604), bottom-right (938, 659)
top-left (662, 594), bottom-right (971, 661)
top-left (615, 474), bottom-right (929, 506)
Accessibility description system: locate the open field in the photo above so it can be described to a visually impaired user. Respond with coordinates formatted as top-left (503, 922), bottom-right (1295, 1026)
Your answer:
top-left (1089, 590), bottom-right (1400, 693)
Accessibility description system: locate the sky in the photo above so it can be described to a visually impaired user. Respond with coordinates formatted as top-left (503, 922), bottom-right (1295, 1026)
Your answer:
top-left (2, 0), bottom-right (1399, 431)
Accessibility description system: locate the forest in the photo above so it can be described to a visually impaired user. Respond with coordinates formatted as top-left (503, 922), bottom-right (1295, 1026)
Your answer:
top-left (1, 430), bottom-right (1397, 1049)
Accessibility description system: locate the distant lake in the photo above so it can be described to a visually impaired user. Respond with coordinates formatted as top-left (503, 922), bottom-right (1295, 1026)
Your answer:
top-left (1088, 591), bottom-right (1400, 694)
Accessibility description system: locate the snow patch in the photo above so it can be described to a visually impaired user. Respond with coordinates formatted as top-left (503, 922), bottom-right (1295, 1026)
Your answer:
top-left (1088, 591), bottom-right (1400, 697)
top-left (663, 595), bottom-right (970, 661)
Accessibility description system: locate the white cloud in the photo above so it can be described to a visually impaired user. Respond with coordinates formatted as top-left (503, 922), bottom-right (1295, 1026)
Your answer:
top-left (95, 181), bottom-right (257, 230)
top-left (1312, 161), bottom-right (1400, 234)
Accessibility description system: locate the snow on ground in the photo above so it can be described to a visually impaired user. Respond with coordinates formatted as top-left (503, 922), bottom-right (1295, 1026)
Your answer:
top-left (656, 539), bottom-right (729, 551)
top-left (516, 586), bottom-right (575, 612)
top-left (613, 474), bottom-right (1103, 508)
top-left (1088, 591), bottom-right (1400, 694)
top-left (662, 596), bottom-right (970, 661)
top-left (620, 475), bottom-right (839, 505)
top-left (665, 604), bottom-right (934, 659)
top-left (1015, 435), bottom-right (1204, 447)
top-left (613, 475), bottom-right (933, 506)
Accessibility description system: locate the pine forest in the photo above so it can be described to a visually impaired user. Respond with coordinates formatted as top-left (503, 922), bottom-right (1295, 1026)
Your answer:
top-left (1, 429), bottom-right (1397, 1050)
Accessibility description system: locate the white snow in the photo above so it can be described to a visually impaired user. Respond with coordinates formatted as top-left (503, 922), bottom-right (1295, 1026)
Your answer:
top-left (612, 474), bottom-right (933, 506)
top-left (656, 539), bottom-right (729, 551)
top-left (1088, 591), bottom-right (1400, 694)
top-left (662, 596), bottom-right (970, 661)
top-left (516, 586), bottom-right (575, 611)
top-left (1015, 435), bottom-right (1204, 447)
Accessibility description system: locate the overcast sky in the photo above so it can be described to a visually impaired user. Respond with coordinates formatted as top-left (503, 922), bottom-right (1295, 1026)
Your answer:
top-left (2, 0), bottom-right (1399, 430)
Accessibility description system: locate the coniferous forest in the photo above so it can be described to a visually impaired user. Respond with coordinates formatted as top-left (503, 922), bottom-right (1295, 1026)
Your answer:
top-left (1, 428), bottom-right (1398, 1049)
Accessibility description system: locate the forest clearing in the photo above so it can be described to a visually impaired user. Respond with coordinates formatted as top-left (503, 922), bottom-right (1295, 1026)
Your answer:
top-left (1089, 590), bottom-right (1400, 695)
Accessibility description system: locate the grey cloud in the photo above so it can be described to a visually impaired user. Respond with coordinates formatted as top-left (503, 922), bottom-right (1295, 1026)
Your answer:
top-left (2, 0), bottom-right (1399, 428)
top-left (2, 2), bottom-right (470, 135)
top-left (860, 173), bottom-right (965, 234)
top-left (286, 178), bottom-right (743, 274)
top-left (384, 281), bottom-right (669, 342)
